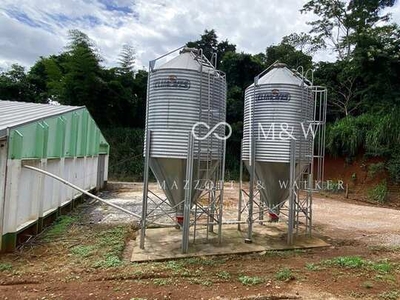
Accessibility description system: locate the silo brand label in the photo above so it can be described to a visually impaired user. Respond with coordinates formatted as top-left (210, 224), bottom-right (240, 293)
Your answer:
top-left (256, 89), bottom-right (291, 102)
top-left (153, 75), bottom-right (191, 90)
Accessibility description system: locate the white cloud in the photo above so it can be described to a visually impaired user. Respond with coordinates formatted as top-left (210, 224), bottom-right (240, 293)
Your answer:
top-left (0, 0), bottom-right (399, 71)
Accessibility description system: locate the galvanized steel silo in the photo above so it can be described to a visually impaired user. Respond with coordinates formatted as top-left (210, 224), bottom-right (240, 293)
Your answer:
top-left (242, 63), bottom-right (314, 212)
top-left (144, 47), bottom-right (226, 218)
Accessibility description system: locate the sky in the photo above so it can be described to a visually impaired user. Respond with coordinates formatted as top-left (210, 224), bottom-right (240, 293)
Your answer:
top-left (0, 0), bottom-right (399, 71)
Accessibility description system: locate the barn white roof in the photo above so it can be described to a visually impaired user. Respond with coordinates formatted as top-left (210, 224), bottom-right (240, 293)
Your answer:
top-left (0, 100), bottom-right (82, 138)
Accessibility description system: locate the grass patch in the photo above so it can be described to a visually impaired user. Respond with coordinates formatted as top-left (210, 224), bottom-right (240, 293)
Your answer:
top-left (264, 249), bottom-right (307, 259)
top-left (91, 225), bottom-right (130, 269)
top-left (238, 275), bottom-right (264, 286)
top-left (164, 261), bottom-right (185, 272)
top-left (70, 245), bottom-right (96, 258)
top-left (305, 263), bottom-right (323, 271)
top-left (42, 215), bottom-right (78, 240)
top-left (183, 257), bottom-right (225, 266)
top-left (0, 263), bottom-right (12, 272)
top-left (375, 274), bottom-right (396, 283)
top-left (93, 255), bottom-right (123, 268)
top-left (378, 290), bottom-right (400, 300)
top-left (216, 271), bottom-right (231, 280)
top-left (152, 278), bottom-right (172, 286)
top-left (368, 180), bottom-right (388, 203)
top-left (189, 278), bottom-right (213, 286)
top-left (275, 267), bottom-right (295, 281)
top-left (323, 256), bottom-right (366, 268)
top-left (373, 260), bottom-right (393, 274)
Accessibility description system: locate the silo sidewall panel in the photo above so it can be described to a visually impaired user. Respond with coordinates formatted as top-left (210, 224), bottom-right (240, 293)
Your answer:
top-left (243, 84), bottom-right (313, 162)
top-left (146, 69), bottom-right (226, 159)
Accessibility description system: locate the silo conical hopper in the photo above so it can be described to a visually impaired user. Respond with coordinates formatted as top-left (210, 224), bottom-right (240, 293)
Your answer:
top-left (242, 63), bottom-right (313, 219)
top-left (145, 48), bottom-right (226, 222)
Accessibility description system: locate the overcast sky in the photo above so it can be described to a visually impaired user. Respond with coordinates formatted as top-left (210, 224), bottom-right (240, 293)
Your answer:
top-left (0, 0), bottom-right (399, 71)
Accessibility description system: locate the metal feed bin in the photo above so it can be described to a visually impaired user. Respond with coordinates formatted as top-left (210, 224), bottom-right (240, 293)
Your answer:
top-left (141, 47), bottom-right (227, 253)
top-left (239, 62), bottom-right (327, 244)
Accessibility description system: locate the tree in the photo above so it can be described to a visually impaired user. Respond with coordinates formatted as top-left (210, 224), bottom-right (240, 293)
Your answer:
top-left (118, 44), bottom-right (136, 74)
top-left (315, 61), bottom-right (363, 117)
top-left (301, 0), bottom-right (397, 59)
top-left (0, 64), bottom-right (34, 102)
top-left (265, 43), bottom-right (313, 70)
top-left (282, 32), bottom-right (326, 54)
top-left (187, 29), bottom-right (236, 67)
top-left (220, 52), bottom-right (264, 90)
top-left (62, 29), bottom-right (105, 121)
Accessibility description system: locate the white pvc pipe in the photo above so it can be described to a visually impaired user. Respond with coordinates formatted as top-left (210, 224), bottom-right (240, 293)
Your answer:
top-left (23, 165), bottom-right (142, 219)
top-left (24, 165), bottom-right (247, 228)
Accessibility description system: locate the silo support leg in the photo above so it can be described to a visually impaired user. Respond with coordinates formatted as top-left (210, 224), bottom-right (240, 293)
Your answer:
top-left (182, 134), bottom-right (194, 254)
top-left (140, 130), bottom-right (151, 249)
top-left (246, 177), bottom-right (254, 244)
top-left (238, 149), bottom-right (243, 231)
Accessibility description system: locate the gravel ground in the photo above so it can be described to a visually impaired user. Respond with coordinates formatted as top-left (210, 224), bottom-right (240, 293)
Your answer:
top-left (88, 182), bottom-right (400, 247)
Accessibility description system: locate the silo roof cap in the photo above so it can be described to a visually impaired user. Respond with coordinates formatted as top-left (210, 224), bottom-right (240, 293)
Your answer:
top-left (156, 48), bottom-right (214, 72)
top-left (248, 63), bottom-right (306, 87)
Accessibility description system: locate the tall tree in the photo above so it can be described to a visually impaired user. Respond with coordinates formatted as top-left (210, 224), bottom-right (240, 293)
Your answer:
top-left (0, 64), bottom-right (34, 102)
top-left (62, 29), bottom-right (105, 121)
top-left (301, 0), bottom-right (397, 59)
top-left (118, 44), bottom-right (136, 74)
top-left (281, 32), bottom-right (325, 54)
top-left (187, 29), bottom-right (236, 67)
top-left (265, 43), bottom-right (313, 70)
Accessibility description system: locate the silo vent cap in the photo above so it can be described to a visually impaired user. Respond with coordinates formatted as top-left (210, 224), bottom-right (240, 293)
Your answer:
top-left (180, 47), bottom-right (199, 55)
top-left (272, 62), bottom-right (287, 68)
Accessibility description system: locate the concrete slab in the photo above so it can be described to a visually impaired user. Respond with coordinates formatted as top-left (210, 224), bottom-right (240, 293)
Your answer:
top-left (131, 224), bottom-right (329, 262)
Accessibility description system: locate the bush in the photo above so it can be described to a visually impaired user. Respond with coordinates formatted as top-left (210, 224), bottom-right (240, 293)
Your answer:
top-left (368, 162), bottom-right (385, 178)
top-left (326, 116), bottom-right (365, 157)
top-left (368, 180), bottom-right (388, 203)
top-left (102, 128), bottom-right (145, 181)
top-left (387, 152), bottom-right (400, 184)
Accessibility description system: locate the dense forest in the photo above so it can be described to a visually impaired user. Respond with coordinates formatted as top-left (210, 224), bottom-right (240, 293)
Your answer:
top-left (0, 0), bottom-right (399, 185)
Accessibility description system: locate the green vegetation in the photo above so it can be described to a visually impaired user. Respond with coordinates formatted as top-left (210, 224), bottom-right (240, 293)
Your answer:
top-left (102, 128), bottom-right (144, 181)
top-left (378, 290), bottom-right (400, 300)
top-left (216, 271), bottom-right (231, 280)
top-left (305, 263), bottom-right (322, 271)
top-left (372, 260), bottom-right (393, 274)
top-left (92, 226), bottom-right (129, 269)
top-left (238, 275), bottom-right (264, 286)
top-left (368, 162), bottom-right (386, 178)
top-left (274, 267), bottom-right (295, 281)
top-left (152, 278), bottom-right (173, 286)
top-left (164, 261), bottom-right (185, 272)
top-left (182, 257), bottom-right (226, 266)
top-left (323, 256), bottom-right (366, 268)
top-left (70, 245), bottom-right (96, 258)
top-left (42, 215), bottom-right (78, 241)
top-left (0, 263), bottom-right (12, 272)
top-left (319, 256), bottom-right (396, 279)
top-left (265, 249), bottom-right (305, 258)
top-left (93, 255), bottom-right (123, 268)
top-left (368, 180), bottom-right (388, 203)
top-left (189, 278), bottom-right (213, 286)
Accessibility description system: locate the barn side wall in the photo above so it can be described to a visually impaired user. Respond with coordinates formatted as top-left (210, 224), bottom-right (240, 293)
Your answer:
top-left (0, 108), bottom-right (109, 252)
